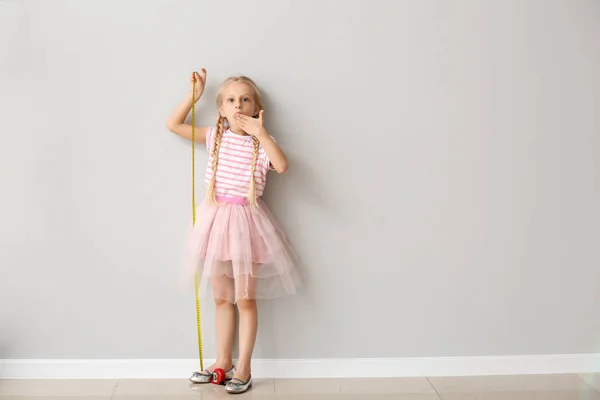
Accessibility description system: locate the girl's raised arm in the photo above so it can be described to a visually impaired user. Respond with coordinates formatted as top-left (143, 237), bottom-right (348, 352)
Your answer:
top-left (166, 69), bottom-right (209, 143)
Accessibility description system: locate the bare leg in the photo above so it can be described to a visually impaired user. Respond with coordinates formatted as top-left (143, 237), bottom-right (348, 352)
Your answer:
top-left (234, 298), bottom-right (257, 381)
top-left (213, 298), bottom-right (235, 370)
top-left (204, 276), bottom-right (235, 373)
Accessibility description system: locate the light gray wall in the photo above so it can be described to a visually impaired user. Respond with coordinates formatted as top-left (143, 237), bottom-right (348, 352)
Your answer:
top-left (1, 0), bottom-right (600, 361)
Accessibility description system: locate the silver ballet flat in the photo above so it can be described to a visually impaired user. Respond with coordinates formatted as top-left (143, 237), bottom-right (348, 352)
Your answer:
top-left (189, 366), bottom-right (235, 384)
top-left (225, 375), bottom-right (253, 394)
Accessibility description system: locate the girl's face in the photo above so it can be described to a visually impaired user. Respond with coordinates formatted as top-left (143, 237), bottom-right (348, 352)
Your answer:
top-left (219, 82), bottom-right (259, 131)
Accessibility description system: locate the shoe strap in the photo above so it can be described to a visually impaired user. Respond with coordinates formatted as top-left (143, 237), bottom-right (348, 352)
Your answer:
top-left (230, 375), bottom-right (251, 385)
top-left (198, 365), bottom-right (234, 376)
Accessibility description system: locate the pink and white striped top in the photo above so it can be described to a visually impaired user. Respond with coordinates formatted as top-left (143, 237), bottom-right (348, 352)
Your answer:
top-left (204, 126), bottom-right (274, 199)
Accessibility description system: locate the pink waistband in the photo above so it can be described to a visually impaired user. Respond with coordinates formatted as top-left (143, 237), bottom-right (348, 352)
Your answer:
top-left (216, 195), bottom-right (248, 206)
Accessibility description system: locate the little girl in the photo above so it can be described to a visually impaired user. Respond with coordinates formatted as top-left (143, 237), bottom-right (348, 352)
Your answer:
top-left (166, 69), bottom-right (301, 394)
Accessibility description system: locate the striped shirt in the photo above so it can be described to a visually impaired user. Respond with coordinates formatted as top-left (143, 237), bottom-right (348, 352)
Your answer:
top-left (204, 126), bottom-right (275, 198)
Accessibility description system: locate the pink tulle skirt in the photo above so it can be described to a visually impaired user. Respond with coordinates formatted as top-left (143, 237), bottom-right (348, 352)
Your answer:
top-left (182, 196), bottom-right (301, 303)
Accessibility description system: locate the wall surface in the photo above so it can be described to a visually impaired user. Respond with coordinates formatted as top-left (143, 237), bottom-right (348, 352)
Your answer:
top-left (1, 0), bottom-right (600, 364)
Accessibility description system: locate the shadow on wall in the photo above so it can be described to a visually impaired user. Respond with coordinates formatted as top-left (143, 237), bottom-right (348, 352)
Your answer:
top-left (261, 154), bottom-right (323, 290)
top-left (248, 92), bottom-right (338, 358)
top-left (259, 88), bottom-right (340, 220)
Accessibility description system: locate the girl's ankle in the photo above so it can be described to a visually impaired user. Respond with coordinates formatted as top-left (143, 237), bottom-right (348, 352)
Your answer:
top-left (235, 363), bottom-right (251, 377)
top-left (215, 360), bottom-right (234, 370)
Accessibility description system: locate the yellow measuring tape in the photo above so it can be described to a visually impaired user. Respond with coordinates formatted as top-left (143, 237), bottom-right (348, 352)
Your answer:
top-left (191, 85), bottom-right (204, 372)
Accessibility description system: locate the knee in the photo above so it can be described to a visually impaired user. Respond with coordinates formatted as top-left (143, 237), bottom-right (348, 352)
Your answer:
top-left (214, 298), bottom-right (232, 308)
top-left (236, 298), bottom-right (257, 313)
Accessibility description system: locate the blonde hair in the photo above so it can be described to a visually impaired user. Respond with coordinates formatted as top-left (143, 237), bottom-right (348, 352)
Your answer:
top-left (205, 76), bottom-right (264, 206)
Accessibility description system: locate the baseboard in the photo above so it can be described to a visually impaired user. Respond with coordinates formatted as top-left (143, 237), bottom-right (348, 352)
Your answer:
top-left (1, 354), bottom-right (599, 379)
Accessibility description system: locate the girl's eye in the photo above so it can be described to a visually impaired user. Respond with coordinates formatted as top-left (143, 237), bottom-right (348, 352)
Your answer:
top-left (243, 98), bottom-right (250, 102)
top-left (228, 99), bottom-right (234, 102)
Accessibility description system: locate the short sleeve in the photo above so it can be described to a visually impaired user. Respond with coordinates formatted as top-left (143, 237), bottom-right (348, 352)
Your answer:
top-left (205, 126), bottom-right (215, 152)
top-left (263, 135), bottom-right (277, 171)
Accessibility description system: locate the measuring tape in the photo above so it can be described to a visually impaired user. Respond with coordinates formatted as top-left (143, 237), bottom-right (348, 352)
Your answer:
top-left (191, 85), bottom-right (204, 372)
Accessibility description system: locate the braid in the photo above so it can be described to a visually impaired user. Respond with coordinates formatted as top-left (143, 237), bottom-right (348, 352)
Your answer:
top-left (205, 115), bottom-right (224, 203)
top-left (211, 75), bottom-right (265, 206)
top-left (247, 136), bottom-right (260, 206)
